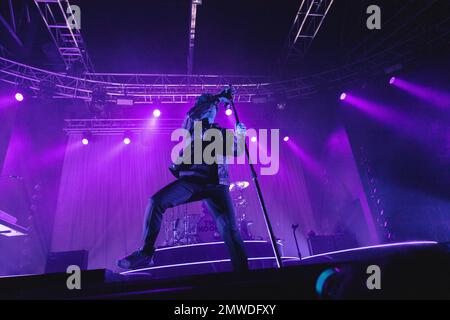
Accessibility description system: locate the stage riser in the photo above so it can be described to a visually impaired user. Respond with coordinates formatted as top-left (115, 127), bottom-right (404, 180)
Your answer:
top-left (127, 259), bottom-right (278, 279)
top-left (153, 241), bottom-right (284, 266)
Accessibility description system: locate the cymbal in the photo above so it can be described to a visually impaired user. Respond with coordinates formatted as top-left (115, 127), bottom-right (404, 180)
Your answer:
top-left (229, 181), bottom-right (249, 191)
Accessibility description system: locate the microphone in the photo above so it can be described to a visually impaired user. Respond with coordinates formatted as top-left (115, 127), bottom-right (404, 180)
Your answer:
top-left (219, 85), bottom-right (235, 110)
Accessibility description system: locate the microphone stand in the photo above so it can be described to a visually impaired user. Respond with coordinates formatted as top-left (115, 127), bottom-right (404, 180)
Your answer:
top-left (292, 224), bottom-right (302, 259)
top-left (229, 99), bottom-right (283, 269)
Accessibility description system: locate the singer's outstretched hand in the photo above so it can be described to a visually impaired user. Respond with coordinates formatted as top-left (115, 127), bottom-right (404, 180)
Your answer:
top-left (235, 122), bottom-right (246, 135)
top-left (218, 95), bottom-right (233, 105)
top-left (218, 85), bottom-right (236, 104)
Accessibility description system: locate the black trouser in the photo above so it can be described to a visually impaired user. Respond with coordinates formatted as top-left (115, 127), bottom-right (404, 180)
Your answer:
top-left (142, 177), bottom-right (248, 271)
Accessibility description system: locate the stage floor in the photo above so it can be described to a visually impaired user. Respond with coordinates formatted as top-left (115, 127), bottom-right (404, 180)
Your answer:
top-left (0, 241), bottom-right (449, 299)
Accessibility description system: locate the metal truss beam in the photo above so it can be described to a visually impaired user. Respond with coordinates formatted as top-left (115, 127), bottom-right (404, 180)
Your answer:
top-left (187, 0), bottom-right (202, 75)
top-left (1, 11), bottom-right (448, 105)
top-left (281, 0), bottom-right (334, 63)
top-left (0, 56), bottom-right (273, 104)
top-left (33, 0), bottom-right (94, 73)
top-left (64, 118), bottom-right (181, 135)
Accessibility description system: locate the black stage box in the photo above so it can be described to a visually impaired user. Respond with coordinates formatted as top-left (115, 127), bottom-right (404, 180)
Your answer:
top-left (45, 250), bottom-right (89, 273)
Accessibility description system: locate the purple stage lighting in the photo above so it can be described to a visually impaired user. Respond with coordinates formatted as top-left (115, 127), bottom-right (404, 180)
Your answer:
top-left (123, 137), bottom-right (131, 145)
top-left (153, 109), bottom-right (161, 118)
top-left (339, 93), bottom-right (347, 101)
top-left (283, 136), bottom-right (289, 142)
top-left (341, 93), bottom-right (413, 131)
top-left (225, 108), bottom-right (233, 116)
top-left (391, 77), bottom-right (450, 108)
top-left (15, 93), bottom-right (24, 102)
top-left (389, 77), bottom-right (396, 85)
top-left (81, 138), bottom-right (89, 145)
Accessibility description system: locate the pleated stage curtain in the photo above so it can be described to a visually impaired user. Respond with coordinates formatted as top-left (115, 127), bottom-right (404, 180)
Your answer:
top-left (52, 132), bottom-right (316, 271)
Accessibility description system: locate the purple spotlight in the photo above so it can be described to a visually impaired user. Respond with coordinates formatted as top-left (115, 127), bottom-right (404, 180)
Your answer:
top-left (225, 108), bottom-right (233, 116)
top-left (15, 93), bottom-right (24, 102)
top-left (153, 109), bottom-right (161, 118)
top-left (339, 93), bottom-right (347, 101)
top-left (250, 136), bottom-right (257, 143)
top-left (283, 136), bottom-right (289, 142)
top-left (81, 138), bottom-right (89, 145)
top-left (391, 78), bottom-right (450, 108)
top-left (123, 137), bottom-right (131, 145)
top-left (389, 76), bottom-right (396, 85)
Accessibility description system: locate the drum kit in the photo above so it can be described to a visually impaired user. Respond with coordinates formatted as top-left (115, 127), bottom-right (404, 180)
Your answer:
top-left (162, 181), bottom-right (254, 247)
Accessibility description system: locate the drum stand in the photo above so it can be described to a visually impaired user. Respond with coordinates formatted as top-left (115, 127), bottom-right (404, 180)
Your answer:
top-left (183, 205), bottom-right (199, 244)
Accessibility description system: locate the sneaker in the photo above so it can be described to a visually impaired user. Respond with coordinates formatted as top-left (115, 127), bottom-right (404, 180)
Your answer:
top-left (117, 249), bottom-right (153, 270)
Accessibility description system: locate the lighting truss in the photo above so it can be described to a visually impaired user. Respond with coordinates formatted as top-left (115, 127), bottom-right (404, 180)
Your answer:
top-left (1, 9), bottom-right (448, 105)
top-left (0, 55), bottom-right (273, 103)
top-left (281, 0), bottom-right (334, 62)
top-left (187, 0), bottom-right (202, 75)
top-left (33, 0), bottom-right (94, 73)
top-left (64, 118), bottom-right (182, 135)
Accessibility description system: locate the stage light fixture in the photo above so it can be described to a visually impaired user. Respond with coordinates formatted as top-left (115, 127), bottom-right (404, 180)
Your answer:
top-left (283, 136), bottom-right (289, 142)
top-left (116, 98), bottom-right (134, 106)
top-left (250, 136), bottom-right (257, 143)
top-left (81, 131), bottom-right (92, 145)
top-left (276, 102), bottom-right (286, 110)
top-left (225, 108), bottom-right (233, 116)
top-left (389, 76), bottom-right (396, 85)
top-left (123, 131), bottom-right (133, 145)
top-left (15, 93), bottom-right (24, 102)
top-left (153, 109), bottom-right (161, 118)
top-left (90, 86), bottom-right (108, 117)
top-left (340, 93), bottom-right (347, 101)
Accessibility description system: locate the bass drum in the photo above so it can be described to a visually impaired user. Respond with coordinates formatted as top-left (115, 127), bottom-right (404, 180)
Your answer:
top-left (197, 214), bottom-right (221, 243)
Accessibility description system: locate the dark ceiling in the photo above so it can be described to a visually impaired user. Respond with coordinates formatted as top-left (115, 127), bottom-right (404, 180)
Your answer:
top-left (1, 0), bottom-right (449, 78)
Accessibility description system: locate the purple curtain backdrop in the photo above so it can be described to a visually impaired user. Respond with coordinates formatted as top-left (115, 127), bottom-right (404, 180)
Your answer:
top-left (51, 129), bottom-right (317, 271)
top-left (51, 120), bottom-right (375, 271)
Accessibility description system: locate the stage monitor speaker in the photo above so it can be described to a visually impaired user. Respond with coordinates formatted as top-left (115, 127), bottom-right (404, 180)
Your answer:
top-left (307, 233), bottom-right (358, 255)
top-left (45, 250), bottom-right (89, 273)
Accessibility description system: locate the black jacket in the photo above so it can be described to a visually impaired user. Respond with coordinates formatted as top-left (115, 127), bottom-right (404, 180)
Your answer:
top-left (169, 119), bottom-right (244, 185)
